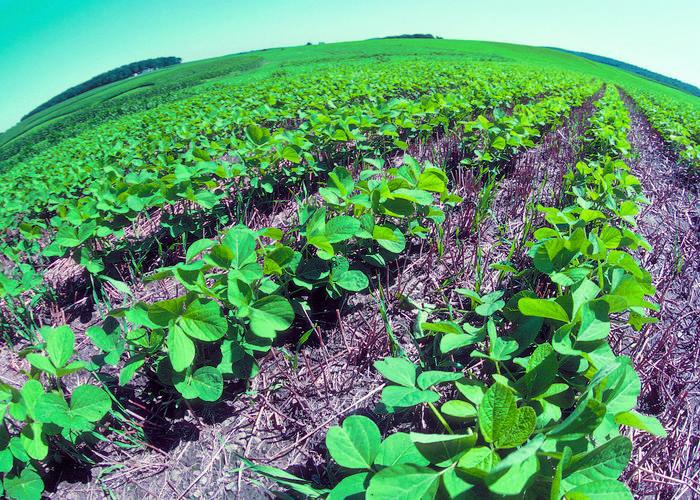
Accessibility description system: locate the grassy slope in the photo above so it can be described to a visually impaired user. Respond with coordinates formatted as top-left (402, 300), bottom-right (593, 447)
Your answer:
top-left (2, 38), bottom-right (698, 153)
top-left (0, 54), bottom-right (263, 148)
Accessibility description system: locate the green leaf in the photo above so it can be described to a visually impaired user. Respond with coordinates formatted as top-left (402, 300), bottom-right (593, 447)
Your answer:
top-left (614, 410), bottom-right (667, 437)
top-left (374, 357), bottom-right (418, 387)
top-left (551, 446), bottom-right (572, 500)
top-left (263, 246), bottom-right (294, 275)
top-left (174, 367), bottom-right (223, 401)
top-left (0, 447), bottom-right (12, 474)
top-left (326, 216), bottom-right (360, 243)
top-left (441, 400), bottom-right (477, 419)
top-left (19, 379), bottom-right (44, 419)
top-left (33, 392), bottom-right (69, 427)
top-left (486, 454), bottom-right (539, 496)
top-left (410, 432), bottom-right (476, 466)
top-left (497, 406), bottom-right (536, 448)
top-left (548, 398), bottom-right (607, 441)
top-left (373, 225), bottom-right (405, 253)
top-left (514, 343), bottom-right (558, 398)
top-left (366, 464), bottom-right (439, 500)
top-left (326, 415), bottom-right (381, 470)
top-left (327, 473), bottom-right (370, 500)
top-left (185, 238), bottom-right (215, 263)
top-left (600, 226), bottom-right (622, 249)
top-left (564, 479), bottom-right (634, 499)
top-left (26, 353), bottom-right (55, 376)
top-left (479, 383), bottom-right (516, 444)
top-left (455, 378), bottom-right (487, 406)
top-left (375, 432), bottom-right (429, 467)
top-left (420, 321), bottom-right (463, 335)
top-left (485, 434), bottom-right (544, 495)
top-left (491, 136), bottom-right (507, 150)
top-left (20, 422), bottom-right (48, 460)
top-left (245, 124), bottom-right (270, 145)
top-left (563, 436), bottom-right (632, 486)
top-left (223, 226), bottom-right (257, 268)
top-left (518, 298), bottom-right (569, 323)
top-left (416, 371), bottom-right (463, 390)
top-left (335, 270), bottom-right (369, 292)
top-left (585, 356), bottom-right (640, 415)
top-left (148, 296), bottom-right (185, 326)
top-left (45, 325), bottom-right (74, 368)
top-left (3, 469), bottom-right (44, 500)
top-left (248, 295), bottom-right (294, 339)
top-left (457, 446), bottom-right (501, 474)
top-left (392, 188), bottom-right (434, 206)
top-left (178, 298), bottom-right (227, 341)
top-left (578, 300), bottom-right (610, 341)
top-left (70, 385), bottom-right (111, 422)
top-left (379, 386), bottom-right (439, 410)
top-left (168, 325), bottom-right (195, 372)
top-left (280, 145), bottom-right (301, 163)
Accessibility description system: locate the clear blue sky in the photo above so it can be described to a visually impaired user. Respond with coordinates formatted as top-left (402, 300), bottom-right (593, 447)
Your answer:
top-left (1, 0), bottom-right (698, 133)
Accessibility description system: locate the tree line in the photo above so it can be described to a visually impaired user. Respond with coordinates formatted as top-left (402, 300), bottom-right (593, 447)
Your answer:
top-left (21, 57), bottom-right (182, 121)
top-left (548, 48), bottom-right (700, 98)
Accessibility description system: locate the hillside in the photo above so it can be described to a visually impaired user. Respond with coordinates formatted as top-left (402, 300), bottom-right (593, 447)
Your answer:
top-left (0, 39), bottom-right (698, 499)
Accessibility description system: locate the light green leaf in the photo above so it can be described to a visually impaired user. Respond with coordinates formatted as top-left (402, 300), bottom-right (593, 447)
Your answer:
top-left (374, 357), bottom-right (418, 387)
top-left (441, 400), bottom-right (477, 419)
top-left (479, 383), bottom-right (516, 444)
top-left (327, 472), bottom-right (370, 500)
top-left (335, 270), bottom-right (369, 292)
top-left (410, 432), bottom-right (476, 466)
top-left (578, 300), bottom-right (610, 341)
top-left (487, 454), bottom-right (539, 496)
top-left (563, 436), bottom-right (632, 486)
top-left (174, 367), bottom-right (223, 402)
top-left (366, 464), bottom-right (440, 500)
top-left (178, 298), bottom-right (227, 341)
top-left (375, 432), bottom-right (429, 467)
top-left (518, 297), bottom-right (569, 323)
top-left (168, 325), bottom-right (195, 372)
top-left (46, 325), bottom-right (74, 369)
top-left (416, 371), bottom-right (463, 390)
top-left (326, 415), bottom-right (381, 470)
top-left (248, 295), bottom-right (295, 339)
top-left (379, 386), bottom-right (439, 410)
top-left (614, 411), bottom-right (666, 437)
top-left (565, 479), bottom-right (634, 499)
top-left (20, 423), bottom-right (48, 460)
top-left (70, 385), bottom-right (111, 422)
top-left (3, 468), bottom-right (44, 500)
top-left (326, 216), bottom-right (360, 243)
top-left (457, 446), bottom-right (501, 474)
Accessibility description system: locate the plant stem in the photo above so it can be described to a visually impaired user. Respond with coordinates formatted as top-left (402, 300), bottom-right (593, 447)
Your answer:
top-left (428, 401), bottom-right (454, 435)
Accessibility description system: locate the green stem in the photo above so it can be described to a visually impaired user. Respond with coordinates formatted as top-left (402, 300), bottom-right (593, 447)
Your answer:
top-left (428, 401), bottom-right (454, 435)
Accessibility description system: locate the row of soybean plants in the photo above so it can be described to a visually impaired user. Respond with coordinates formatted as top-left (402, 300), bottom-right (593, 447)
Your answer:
top-left (249, 86), bottom-right (665, 498)
top-left (624, 86), bottom-right (700, 168)
top-left (0, 60), bottom-right (598, 326)
top-left (0, 63), bottom-right (599, 499)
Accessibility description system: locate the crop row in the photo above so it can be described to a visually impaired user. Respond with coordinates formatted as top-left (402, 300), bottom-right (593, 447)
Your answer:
top-left (0, 61), bottom-right (660, 499)
top-left (249, 79), bottom-right (662, 499)
top-left (624, 86), bottom-right (700, 168)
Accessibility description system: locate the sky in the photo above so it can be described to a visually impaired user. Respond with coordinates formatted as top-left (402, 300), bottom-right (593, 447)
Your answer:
top-left (1, 0), bottom-right (699, 133)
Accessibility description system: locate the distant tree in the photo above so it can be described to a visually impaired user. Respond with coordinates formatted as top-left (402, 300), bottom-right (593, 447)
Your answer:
top-left (547, 48), bottom-right (700, 98)
top-left (21, 57), bottom-right (182, 121)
